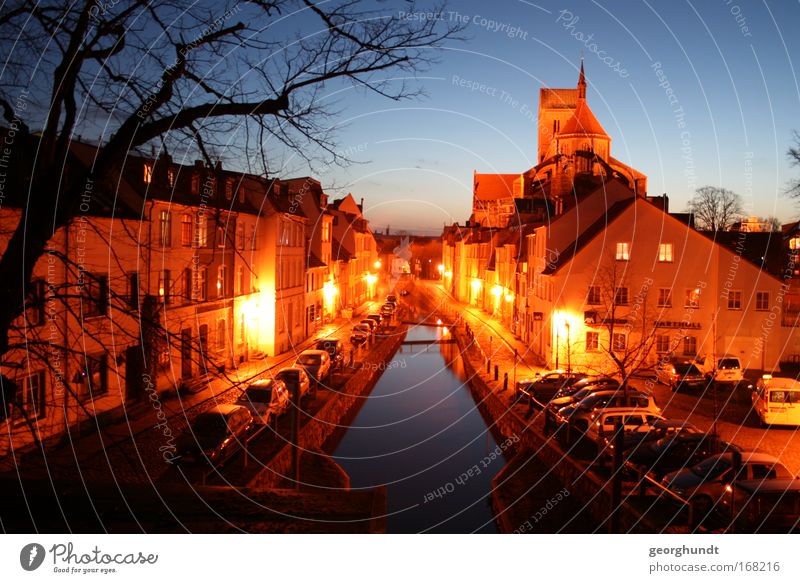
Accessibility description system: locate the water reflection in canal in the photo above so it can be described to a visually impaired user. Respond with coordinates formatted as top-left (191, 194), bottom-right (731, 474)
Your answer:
top-left (333, 324), bottom-right (507, 533)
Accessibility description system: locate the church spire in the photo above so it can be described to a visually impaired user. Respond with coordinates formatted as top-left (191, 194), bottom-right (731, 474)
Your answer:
top-left (577, 57), bottom-right (586, 99)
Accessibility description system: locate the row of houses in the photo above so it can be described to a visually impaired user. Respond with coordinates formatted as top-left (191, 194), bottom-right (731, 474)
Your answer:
top-left (442, 63), bottom-right (800, 377)
top-left (0, 139), bottom-right (377, 454)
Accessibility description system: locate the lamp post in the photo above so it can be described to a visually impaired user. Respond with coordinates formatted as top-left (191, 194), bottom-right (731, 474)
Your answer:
top-left (565, 322), bottom-right (571, 373)
top-left (555, 323), bottom-right (560, 370)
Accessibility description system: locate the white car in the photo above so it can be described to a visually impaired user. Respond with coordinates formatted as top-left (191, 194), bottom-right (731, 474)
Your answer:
top-left (587, 409), bottom-right (665, 448)
top-left (295, 349), bottom-right (331, 384)
top-left (235, 378), bottom-right (290, 425)
top-left (694, 354), bottom-right (743, 384)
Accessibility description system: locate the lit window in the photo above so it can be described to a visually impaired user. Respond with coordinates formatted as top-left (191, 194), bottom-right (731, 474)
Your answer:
top-left (217, 266), bottom-right (227, 298)
top-left (196, 267), bottom-right (207, 301)
top-left (181, 214), bottom-right (193, 246)
top-left (225, 178), bottom-right (233, 200)
top-left (790, 236), bottom-right (800, 250)
top-left (159, 210), bottom-right (171, 247)
top-left (658, 243), bottom-right (673, 263)
top-left (727, 290), bottom-right (742, 310)
top-left (586, 331), bottom-right (599, 352)
top-left (756, 291), bottom-right (769, 311)
top-left (587, 285), bottom-right (601, 305)
top-left (167, 168), bottom-right (175, 188)
top-left (195, 215), bottom-right (208, 247)
top-left (615, 242), bottom-right (630, 261)
top-left (683, 336), bottom-right (697, 356)
top-left (143, 163), bottom-right (153, 184)
top-left (657, 288), bottom-right (672, 308)
top-left (685, 288), bottom-right (701, 308)
top-left (216, 227), bottom-right (226, 249)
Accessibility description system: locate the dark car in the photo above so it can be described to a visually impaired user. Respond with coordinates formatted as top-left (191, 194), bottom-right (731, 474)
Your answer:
top-left (628, 433), bottom-right (737, 480)
top-left (386, 294), bottom-right (398, 304)
top-left (366, 314), bottom-right (383, 327)
top-left (548, 378), bottom-right (622, 412)
top-left (548, 376), bottom-right (620, 410)
top-left (314, 338), bottom-right (344, 371)
top-left (655, 361), bottom-right (707, 392)
top-left (720, 478), bottom-right (800, 533)
top-left (515, 370), bottom-right (587, 405)
top-left (176, 404), bottom-right (254, 467)
top-left (610, 419), bottom-right (700, 454)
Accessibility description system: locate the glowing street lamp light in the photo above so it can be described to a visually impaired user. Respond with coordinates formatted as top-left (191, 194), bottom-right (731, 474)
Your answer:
top-left (374, 260), bottom-right (382, 269)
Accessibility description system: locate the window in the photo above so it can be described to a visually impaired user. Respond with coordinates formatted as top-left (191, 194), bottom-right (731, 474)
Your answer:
top-left (216, 318), bottom-right (226, 351)
top-left (183, 268), bottom-right (192, 303)
top-left (167, 168), bottom-right (175, 188)
top-left (236, 222), bottom-right (245, 250)
top-left (196, 267), bottom-right (207, 301)
top-left (15, 370), bottom-right (45, 421)
top-left (683, 336), bottom-right (697, 356)
top-left (250, 225), bottom-right (257, 250)
top-left (159, 210), bottom-right (171, 247)
top-left (191, 174), bottom-right (200, 195)
top-left (685, 288), bottom-right (701, 308)
top-left (143, 163), bottom-right (153, 184)
top-left (26, 279), bottom-right (45, 326)
top-left (756, 291), bottom-right (769, 311)
top-left (587, 285), bottom-right (601, 305)
top-left (158, 269), bottom-right (171, 303)
top-left (657, 288), bottom-right (672, 308)
top-left (658, 243), bottom-right (673, 263)
top-left (727, 290), bottom-right (742, 310)
top-left (614, 287), bottom-right (629, 306)
top-left (82, 353), bottom-right (108, 398)
top-left (82, 274), bottom-right (108, 317)
top-left (322, 221), bottom-right (331, 243)
top-left (225, 178), bottom-right (233, 200)
top-left (195, 215), bottom-right (208, 247)
top-left (181, 214), bottom-right (193, 246)
top-left (586, 331), bottom-right (599, 352)
top-left (237, 266), bottom-right (245, 295)
top-left (127, 272), bottom-right (139, 308)
top-left (612, 333), bottom-right (627, 351)
top-left (615, 242), bottom-right (630, 261)
top-left (217, 266), bottom-right (227, 299)
top-left (656, 335), bottom-right (670, 354)
top-left (238, 184), bottom-right (246, 204)
top-left (216, 227), bottom-right (226, 249)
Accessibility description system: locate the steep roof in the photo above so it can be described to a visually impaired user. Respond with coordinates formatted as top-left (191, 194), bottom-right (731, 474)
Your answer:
top-left (473, 173), bottom-right (519, 201)
top-left (540, 87), bottom-right (579, 109)
top-left (558, 98), bottom-right (608, 137)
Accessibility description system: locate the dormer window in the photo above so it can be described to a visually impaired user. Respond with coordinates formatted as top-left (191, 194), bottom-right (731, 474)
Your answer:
top-left (167, 168), bottom-right (175, 188)
top-left (615, 242), bottom-right (630, 261)
top-left (143, 163), bottom-right (153, 184)
top-left (225, 178), bottom-right (233, 200)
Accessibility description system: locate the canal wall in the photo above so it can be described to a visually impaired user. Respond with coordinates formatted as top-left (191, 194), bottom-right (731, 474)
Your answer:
top-left (415, 285), bottom-right (662, 533)
top-left (245, 326), bottom-right (407, 498)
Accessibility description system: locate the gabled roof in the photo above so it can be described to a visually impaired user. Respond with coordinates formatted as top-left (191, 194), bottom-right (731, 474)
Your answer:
top-left (558, 98), bottom-right (608, 138)
top-left (306, 251), bottom-right (326, 269)
top-left (542, 198), bottom-right (635, 274)
top-left (474, 173), bottom-right (519, 201)
top-left (332, 237), bottom-right (352, 262)
top-left (540, 87), bottom-right (579, 109)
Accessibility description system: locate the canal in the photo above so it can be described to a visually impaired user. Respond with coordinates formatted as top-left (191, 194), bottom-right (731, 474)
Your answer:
top-left (333, 323), bottom-right (508, 533)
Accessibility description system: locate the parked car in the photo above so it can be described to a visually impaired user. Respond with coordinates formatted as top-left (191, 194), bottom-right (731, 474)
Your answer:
top-left (360, 318), bottom-right (377, 333)
top-left (399, 289), bottom-right (410, 296)
top-left (556, 389), bottom-right (659, 433)
top-left (610, 419), bottom-right (700, 455)
top-left (295, 349), bottom-right (331, 384)
top-left (587, 409), bottom-right (665, 448)
top-left (548, 376), bottom-right (620, 410)
top-left (366, 314), bottom-right (383, 327)
top-left (350, 330), bottom-right (368, 347)
top-left (694, 354), bottom-right (744, 385)
top-left (235, 378), bottom-right (289, 425)
top-left (661, 451), bottom-right (792, 515)
top-left (314, 338), bottom-right (344, 371)
top-left (719, 478), bottom-right (800, 532)
top-left (627, 432), bottom-right (736, 480)
top-left (655, 361), bottom-right (707, 392)
top-left (176, 404), bottom-right (254, 466)
top-left (352, 323), bottom-right (373, 340)
top-left (275, 366), bottom-right (311, 398)
top-left (515, 370), bottom-right (587, 405)
top-left (750, 375), bottom-right (800, 427)
top-left (386, 294), bottom-right (398, 304)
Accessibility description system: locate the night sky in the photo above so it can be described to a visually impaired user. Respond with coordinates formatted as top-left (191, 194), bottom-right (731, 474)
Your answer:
top-left (301, 0), bottom-right (800, 233)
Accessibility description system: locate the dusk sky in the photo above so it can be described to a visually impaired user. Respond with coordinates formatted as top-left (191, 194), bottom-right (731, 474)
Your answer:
top-left (287, 0), bottom-right (800, 234)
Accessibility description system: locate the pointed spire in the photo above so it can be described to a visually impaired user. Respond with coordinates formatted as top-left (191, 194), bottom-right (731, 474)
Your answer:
top-left (577, 56), bottom-right (586, 99)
